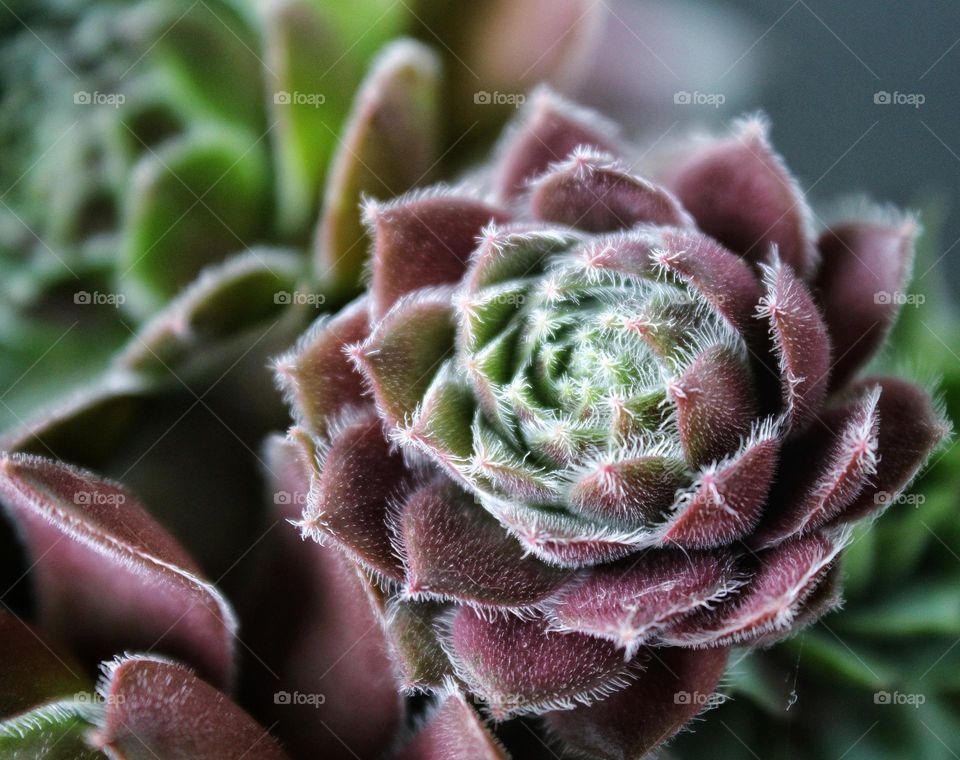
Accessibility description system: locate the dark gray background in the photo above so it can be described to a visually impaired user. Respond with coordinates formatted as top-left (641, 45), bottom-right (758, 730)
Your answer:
top-left (708, 0), bottom-right (960, 293)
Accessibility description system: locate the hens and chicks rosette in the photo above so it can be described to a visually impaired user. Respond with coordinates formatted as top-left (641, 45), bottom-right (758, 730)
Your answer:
top-left (273, 88), bottom-right (950, 759)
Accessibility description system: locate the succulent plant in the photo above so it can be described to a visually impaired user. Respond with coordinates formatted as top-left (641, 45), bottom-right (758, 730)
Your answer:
top-left (273, 89), bottom-right (951, 758)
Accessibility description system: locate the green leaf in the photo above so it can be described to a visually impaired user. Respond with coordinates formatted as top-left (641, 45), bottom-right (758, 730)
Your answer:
top-left (118, 127), bottom-right (271, 314)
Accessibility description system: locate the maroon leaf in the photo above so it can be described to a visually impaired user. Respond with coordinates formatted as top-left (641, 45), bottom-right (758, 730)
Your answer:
top-left (352, 289), bottom-right (456, 428)
top-left (547, 551), bottom-right (740, 657)
top-left (249, 435), bottom-right (403, 759)
top-left (544, 647), bottom-right (730, 760)
top-left (395, 690), bottom-right (508, 760)
top-left (273, 297), bottom-right (371, 437)
top-left (367, 192), bottom-right (509, 319)
top-left (494, 87), bottom-right (620, 200)
top-left (0, 454), bottom-right (236, 689)
top-left (754, 389), bottom-right (880, 547)
top-left (648, 227), bottom-right (764, 339)
top-left (445, 607), bottom-right (634, 719)
top-left (400, 478), bottom-right (566, 609)
top-left (756, 258), bottom-right (831, 430)
top-left (301, 412), bottom-right (408, 581)
top-left (567, 454), bottom-right (688, 530)
top-left (663, 531), bottom-right (845, 648)
top-left (483, 498), bottom-right (645, 567)
top-left (89, 655), bottom-right (289, 760)
top-left (817, 215), bottom-right (918, 389)
top-left (669, 345), bottom-right (756, 467)
top-left (831, 377), bottom-right (950, 524)
top-left (530, 149), bottom-right (692, 232)
top-left (659, 420), bottom-right (780, 548)
top-left (666, 117), bottom-right (817, 279)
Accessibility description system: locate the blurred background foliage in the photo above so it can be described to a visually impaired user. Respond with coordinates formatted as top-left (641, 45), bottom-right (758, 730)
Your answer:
top-left (0, 1), bottom-right (957, 758)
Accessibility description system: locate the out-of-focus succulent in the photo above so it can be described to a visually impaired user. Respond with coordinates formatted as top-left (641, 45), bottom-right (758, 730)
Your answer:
top-left (274, 90), bottom-right (950, 758)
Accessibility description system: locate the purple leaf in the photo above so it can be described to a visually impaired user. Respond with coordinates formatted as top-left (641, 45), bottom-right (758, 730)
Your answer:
top-left (367, 193), bottom-right (509, 319)
top-left (756, 258), bottom-right (831, 430)
top-left (754, 389), bottom-right (880, 547)
top-left (494, 87), bottom-right (620, 201)
top-left (547, 551), bottom-right (740, 656)
top-left (816, 215), bottom-right (918, 389)
top-left (445, 607), bottom-right (634, 719)
top-left (0, 454), bottom-right (236, 689)
top-left (670, 346), bottom-right (756, 467)
top-left (544, 646), bottom-right (730, 760)
top-left (529, 149), bottom-right (692, 232)
top-left (666, 117), bottom-right (817, 279)
top-left (663, 531), bottom-right (844, 648)
top-left (400, 478), bottom-right (566, 609)
top-left (274, 297), bottom-right (371, 437)
top-left (89, 655), bottom-right (289, 760)
top-left (302, 411), bottom-right (409, 581)
top-left (395, 690), bottom-right (508, 760)
top-left (659, 421), bottom-right (780, 548)
top-left (352, 289), bottom-right (456, 428)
